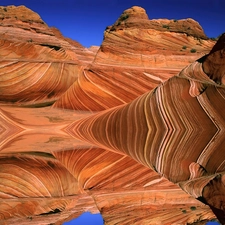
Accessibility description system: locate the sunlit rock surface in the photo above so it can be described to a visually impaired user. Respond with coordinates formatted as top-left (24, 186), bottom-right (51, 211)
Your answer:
top-left (0, 4), bottom-right (224, 225)
top-left (52, 6), bottom-right (215, 111)
top-left (71, 34), bottom-right (225, 224)
top-left (0, 5), bottom-right (96, 106)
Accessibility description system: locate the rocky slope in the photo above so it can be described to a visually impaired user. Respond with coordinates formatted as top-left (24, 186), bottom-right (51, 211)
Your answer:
top-left (53, 6), bottom-right (215, 111)
top-left (0, 105), bottom-right (216, 224)
top-left (110, 6), bottom-right (207, 38)
top-left (0, 5), bottom-right (96, 106)
top-left (0, 4), bottom-right (223, 225)
top-left (98, 5), bottom-right (212, 67)
top-left (72, 34), bottom-right (225, 224)
top-left (0, 5), bottom-right (215, 109)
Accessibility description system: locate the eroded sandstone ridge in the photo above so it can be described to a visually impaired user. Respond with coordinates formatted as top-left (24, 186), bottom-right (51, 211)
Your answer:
top-left (52, 6), bottom-right (214, 111)
top-left (0, 4), bottom-right (223, 225)
top-left (0, 5), bottom-right (96, 106)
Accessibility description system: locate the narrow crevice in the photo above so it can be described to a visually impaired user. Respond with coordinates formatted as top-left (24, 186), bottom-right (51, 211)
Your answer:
top-left (39, 208), bottom-right (61, 216)
top-left (39, 44), bottom-right (61, 51)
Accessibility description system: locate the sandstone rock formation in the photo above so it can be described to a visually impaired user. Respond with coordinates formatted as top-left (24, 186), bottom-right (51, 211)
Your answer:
top-left (110, 6), bottom-right (207, 38)
top-left (0, 4), bottom-right (223, 225)
top-left (52, 6), bottom-right (215, 111)
top-left (0, 5), bottom-right (96, 106)
top-left (72, 34), bottom-right (225, 224)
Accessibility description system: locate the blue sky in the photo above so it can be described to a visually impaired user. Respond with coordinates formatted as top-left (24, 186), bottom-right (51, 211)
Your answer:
top-left (0, 0), bottom-right (224, 47)
top-left (0, 0), bottom-right (223, 224)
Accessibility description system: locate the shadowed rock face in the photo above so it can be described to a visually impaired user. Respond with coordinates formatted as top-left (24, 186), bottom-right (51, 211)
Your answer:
top-left (202, 33), bottom-right (225, 85)
top-left (0, 4), bottom-right (224, 225)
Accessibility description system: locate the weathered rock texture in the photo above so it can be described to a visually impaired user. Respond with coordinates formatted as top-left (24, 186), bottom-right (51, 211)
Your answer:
top-left (0, 104), bottom-right (217, 224)
top-left (0, 4), bottom-right (223, 225)
top-left (72, 34), bottom-right (225, 224)
top-left (0, 5), bottom-right (96, 106)
top-left (111, 6), bottom-right (207, 38)
top-left (52, 6), bottom-right (215, 111)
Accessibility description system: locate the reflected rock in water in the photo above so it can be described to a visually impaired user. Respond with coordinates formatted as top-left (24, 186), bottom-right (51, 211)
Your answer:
top-left (0, 5), bottom-right (225, 225)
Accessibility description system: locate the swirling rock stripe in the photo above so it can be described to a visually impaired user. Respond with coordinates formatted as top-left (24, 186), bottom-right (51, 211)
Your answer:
top-left (98, 27), bottom-right (213, 67)
top-left (53, 64), bottom-right (173, 111)
top-left (72, 71), bottom-right (225, 185)
top-left (0, 40), bottom-right (82, 105)
top-left (0, 155), bottom-right (79, 199)
top-left (0, 40), bottom-right (78, 61)
top-left (52, 148), bottom-right (213, 225)
top-left (53, 148), bottom-right (215, 225)
top-left (52, 26), bottom-right (215, 112)
top-left (0, 154), bottom-right (96, 221)
top-left (53, 148), bottom-right (177, 191)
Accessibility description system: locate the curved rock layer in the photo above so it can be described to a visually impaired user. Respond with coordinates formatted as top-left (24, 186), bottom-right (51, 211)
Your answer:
top-left (52, 64), bottom-right (176, 110)
top-left (0, 5), bottom-right (215, 110)
top-left (53, 147), bottom-right (215, 225)
top-left (52, 6), bottom-right (215, 111)
top-left (0, 104), bottom-right (216, 224)
top-left (98, 29), bottom-right (213, 67)
top-left (109, 6), bottom-right (207, 39)
top-left (71, 53), bottom-right (225, 221)
top-left (0, 5), bottom-right (83, 50)
top-left (0, 4), bottom-right (224, 225)
top-left (0, 5), bottom-right (98, 106)
top-left (0, 39), bottom-right (82, 106)
top-left (98, 5), bottom-right (214, 67)
top-left (71, 63), bottom-right (225, 181)
top-left (0, 97), bottom-right (219, 224)
top-left (0, 155), bottom-right (80, 219)
top-left (0, 155), bottom-right (99, 224)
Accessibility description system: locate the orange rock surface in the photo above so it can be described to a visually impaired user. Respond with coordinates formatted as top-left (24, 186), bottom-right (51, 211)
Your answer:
top-left (0, 5), bottom-right (96, 106)
top-left (0, 4), bottom-right (224, 225)
top-left (72, 34), bottom-right (225, 224)
top-left (53, 6), bottom-right (215, 111)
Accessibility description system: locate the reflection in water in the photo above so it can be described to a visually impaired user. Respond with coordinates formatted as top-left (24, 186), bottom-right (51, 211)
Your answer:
top-left (1, 39), bottom-right (225, 224)
top-left (1, 65), bottom-right (224, 224)
top-left (0, 106), bottom-right (93, 153)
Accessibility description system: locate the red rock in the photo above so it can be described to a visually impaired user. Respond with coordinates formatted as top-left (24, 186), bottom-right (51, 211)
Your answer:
top-left (0, 5), bottom-right (97, 106)
top-left (202, 32), bottom-right (225, 85)
top-left (0, 4), bottom-right (223, 225)
top-left (110, 6), bottom-right (207, 39)
top-left (72, 36), bottom-right (225, 223)
top-left (53, 6), bottom-right (215, 111)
